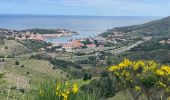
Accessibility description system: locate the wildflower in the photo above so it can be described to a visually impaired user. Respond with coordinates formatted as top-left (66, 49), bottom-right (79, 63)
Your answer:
top-left (72, 83), bottom-right (79, 94)
top-left (156, 69), bottom-right (165, 76)
top-left (157, 81), bottom-right (166, 88)
top-left (121, 70), bottom-right (130, 77)
top-left (62, 93), bottom-right (68, 100)
top-left (134, 86), bottom-right (141, 92)
top-left (148, 60), bottom-right (157, 70)
top-left (56, 82), bottom-right (61, 96)
top-left (133, 60), bottom-right (145, 70)
top-left (123, 58), bottom-right (132, 66)
top-left (118, 58), bottom-right (132, 68)
top-left (109, 66), bottom-right (119, 71)
top-left (160, 65), bottom-right (170, 75)
top-left (66, 90), bottom-right (70, 95)
top-left (155, 65), bottom-right (170, 76)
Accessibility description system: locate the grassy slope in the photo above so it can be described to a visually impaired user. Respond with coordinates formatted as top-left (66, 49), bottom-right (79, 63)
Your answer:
top-left (4, 58), bottom-right (67, 81)
top-left (1, 57), bottom-right (68, 100)
top-left (0, 39), bottom-right (30, 56)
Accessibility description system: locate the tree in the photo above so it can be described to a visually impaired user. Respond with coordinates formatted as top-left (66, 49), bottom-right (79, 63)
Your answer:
top-left (2, 59), bottom-right (4, 62)
top-left (15, 61), bottom-right (20, 66)
top-left (83, 73), bottom-right (89, 81)
top-left (94, 40), bottom-right (99, 47)
top-left (47, 42), bottom-right (53, 46)
top-left (26, 71), bottom-right (30, 75)
top-left (88, 73), bottom-right (92, 80)
top-left (5, 46), bottom-right (8, 49)
top-left (21, 65), bottom-right (24, 68)
top-left (83, 73), bottom-right (92, 81)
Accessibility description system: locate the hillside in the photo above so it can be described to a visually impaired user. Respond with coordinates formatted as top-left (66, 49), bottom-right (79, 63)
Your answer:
top-left (20, 29), bottom-right (78, 34)
top-left (103, 16), bottom-right (170, 36)
top-left (111, 37), bottom-right (170, 64)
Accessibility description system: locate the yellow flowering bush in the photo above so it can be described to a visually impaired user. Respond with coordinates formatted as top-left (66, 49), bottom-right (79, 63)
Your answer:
top-left (109, 58), bottom-right (170, 100)
top-left (55, 81), bottom-right (79, 100)
top-left (37, 80), bottom-right (79, 100)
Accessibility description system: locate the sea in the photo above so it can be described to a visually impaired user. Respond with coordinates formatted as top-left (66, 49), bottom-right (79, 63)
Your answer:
top-left (0, 14), bottom-right (160, 43)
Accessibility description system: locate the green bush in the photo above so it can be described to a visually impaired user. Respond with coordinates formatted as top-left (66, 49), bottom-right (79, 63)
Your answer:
top-left (141, 74), bottom-right (158, 88)
top-left (15, 61), bottom-right (20, 66)
top-left (0, 73), bottom-right (4, 78)
top-left (83, 73), bottom-right (91, 81)
top-left (0, 55), bottom-right (5, 58)
top-left (50, 59), bottom-right (82, 69)
top-left (7, 55), bottom-right (15, 58)
top-left (81, 77), bottom-right (115, 98)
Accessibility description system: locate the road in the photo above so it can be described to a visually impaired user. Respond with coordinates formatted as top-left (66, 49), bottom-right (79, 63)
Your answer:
top-left (111, 41), bottom-right (144, 55)
top-left (111, 36), bottom-right (152, 55)
top-left (57, 40), bottom-right (148, 61)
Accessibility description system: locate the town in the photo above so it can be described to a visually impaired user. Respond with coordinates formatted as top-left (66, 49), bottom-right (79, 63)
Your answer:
top-left (0, 28), bottom-right (149, 54)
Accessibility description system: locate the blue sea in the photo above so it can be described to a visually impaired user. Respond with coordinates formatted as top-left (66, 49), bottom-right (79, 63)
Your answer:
top-left (0, 14), bottom-right (160, 43)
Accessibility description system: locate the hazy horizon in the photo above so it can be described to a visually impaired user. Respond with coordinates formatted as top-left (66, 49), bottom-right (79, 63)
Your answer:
top-left (0, 0), bottom-right (170, 16)
top-left (0, 13), bottom-right (163, 18)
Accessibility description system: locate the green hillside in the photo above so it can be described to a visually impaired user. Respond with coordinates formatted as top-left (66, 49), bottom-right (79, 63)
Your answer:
top-left (103, 16), bottom-right (170, 36)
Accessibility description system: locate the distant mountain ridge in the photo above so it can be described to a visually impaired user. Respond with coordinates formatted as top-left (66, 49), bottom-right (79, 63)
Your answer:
top-left (104, 16), bottom-right (170, 36)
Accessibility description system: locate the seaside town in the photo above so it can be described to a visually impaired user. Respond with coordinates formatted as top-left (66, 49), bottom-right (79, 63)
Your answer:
top-left (0, 28), bottom-right (148, 53)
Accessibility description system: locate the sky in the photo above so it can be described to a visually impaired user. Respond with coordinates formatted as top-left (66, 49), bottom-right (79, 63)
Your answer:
top-left (0, 0), bottom-right (170, 16)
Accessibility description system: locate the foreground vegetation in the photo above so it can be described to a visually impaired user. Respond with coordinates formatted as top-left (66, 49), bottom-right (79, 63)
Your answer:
top-left (29, 59), bottom-right (170, 100)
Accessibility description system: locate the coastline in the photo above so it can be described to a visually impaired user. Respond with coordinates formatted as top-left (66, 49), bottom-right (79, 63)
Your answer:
top-left (42, 32), bottom-right (78, 38)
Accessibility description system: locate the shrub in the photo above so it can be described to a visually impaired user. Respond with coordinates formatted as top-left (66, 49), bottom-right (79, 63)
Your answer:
top-left (81, 77), bottom-right (115, 98)
top-left (2, 59), bottom-right (4, 62)
top-left (30, 55), bottom-right (35, 59)
top-left (0, 55), bottom-right (5, 58)
top-left (7, 55), bottom-right (15, 58)
top-left (109, 58), bottom-right (170, 100)
top-left (15, 61), bottom-right (20, 66)
top-left (5, 46), bottom-right (8, 49)
top-left (35, 80), bottom-right (98, 100)
top-left (19, 88), bottom-right (25, 93)
top-left (35, 51), bottom-right (51, 60)
top-left (21, 65), bottom-right (24, 68)
top-left (26, 71), bottom-right (30, 75)
top-left (83, 73), bottom-right (89, 81)
top-left (75, 52), bottom-right (86, 56)
top-left (83, 73), bottom-right (91, 81)
top-left (0, 73), bottom-right (4, 78)
top-left (50, 59), bottom-right (82, 69)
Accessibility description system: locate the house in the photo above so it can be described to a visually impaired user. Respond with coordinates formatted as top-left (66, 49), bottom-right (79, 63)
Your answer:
top-left (159, 40), bottom-right (166, 44)
top-left (86, 44), bottom-right (96, 48)
top-left (55, 48), bottom-right (63, 52)
top-left (39, 48), bottom-right (45, 51)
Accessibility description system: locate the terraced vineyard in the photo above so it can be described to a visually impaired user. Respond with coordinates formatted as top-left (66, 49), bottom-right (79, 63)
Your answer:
top-left (0, 57), bottom-right (69, 100)
top-left (4, 58), bottom-right (67, 83)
